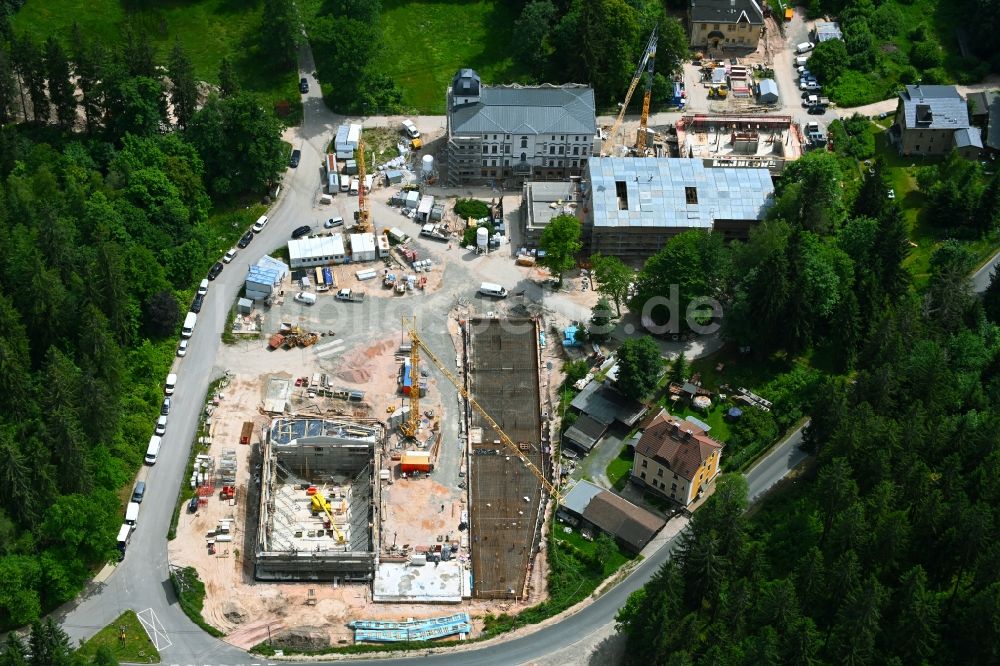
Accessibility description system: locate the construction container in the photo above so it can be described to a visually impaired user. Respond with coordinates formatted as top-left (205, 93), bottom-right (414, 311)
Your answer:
top-left (240, 421), bottom-right (254, 445)
top-left (400, 450), bottom-right (432, 473)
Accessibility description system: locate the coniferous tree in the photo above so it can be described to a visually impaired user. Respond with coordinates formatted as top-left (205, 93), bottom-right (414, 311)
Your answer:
top-left (167, 41), bottom-right (198, 128)
top-left (44, 37), bottom-right (75, 129)
top-left (217, 56), bottom-right (239, 98)
top-left (11, 36), bottom-right (47, 123)
top-left (0, 46), bottom-right (19, 124)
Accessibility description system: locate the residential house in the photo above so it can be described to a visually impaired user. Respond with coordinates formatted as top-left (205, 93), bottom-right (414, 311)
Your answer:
top-left (689, 0), bottom-right (765, 51)
top-left (968, 91), bottom-right (1000, 153)
top-left (557, 480), bottom-right (666, 553)
top-left (445, 69), bottom-right (597, 186)
top-left (632, 409), bottom-right (723, 506)
top-left (569, 381), bottom-right (648, 430)
top-left (893, 84), bottom-right (976, 157)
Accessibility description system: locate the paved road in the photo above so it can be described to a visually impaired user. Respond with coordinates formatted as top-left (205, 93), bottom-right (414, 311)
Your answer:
top-left (745, 420), bottom-right (810, 503)
top-left (50, 37), bottom-right (822, 666)
top-left (973, 249), bottom-right (1000, 294)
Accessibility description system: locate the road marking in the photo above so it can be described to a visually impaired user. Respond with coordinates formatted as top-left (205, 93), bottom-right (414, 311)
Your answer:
top-left (135, 608), bottom-right (172, 651)
top-left (316, 341), bottom-right (346, 358)
top-left (314, 339), bottom-right (344, 352)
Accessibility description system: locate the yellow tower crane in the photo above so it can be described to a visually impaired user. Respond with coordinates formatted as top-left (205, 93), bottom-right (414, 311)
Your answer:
top-left (356, 135), bottom-right (370, 233)
top-left (602, 27), bottom-right (659, 157)
top-left (400, 317), bottom-right (560, 499)
top-left (400, 316), bottom-right (421, 439)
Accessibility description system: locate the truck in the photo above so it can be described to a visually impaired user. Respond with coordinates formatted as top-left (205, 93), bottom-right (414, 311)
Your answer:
top-left (336, 288), bottom-right (365, 302)
top-left (419, 223), bottom-right (449, 242)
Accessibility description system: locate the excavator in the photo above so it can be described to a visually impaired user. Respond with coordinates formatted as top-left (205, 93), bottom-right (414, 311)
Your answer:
top-left (399, 317), bottom-right (560, 500)
top-left (310, 490), bottom-right (346, 543)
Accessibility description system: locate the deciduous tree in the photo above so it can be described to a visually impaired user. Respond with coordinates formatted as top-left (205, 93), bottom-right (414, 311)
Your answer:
top-left (614, 335), bottom-right (662, 400)
top-left (591, 253), bottom-right (632, 315)
top-left (538, 214), bottom-right (581, 284)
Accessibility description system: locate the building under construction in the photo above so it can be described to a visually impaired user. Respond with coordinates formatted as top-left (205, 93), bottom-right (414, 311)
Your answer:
top-left (254, 418), bottom-right (382, 581)
top-left (464, 318), bottom-right (548, 600)
top-left (673, 114), bottom-right (802, 173)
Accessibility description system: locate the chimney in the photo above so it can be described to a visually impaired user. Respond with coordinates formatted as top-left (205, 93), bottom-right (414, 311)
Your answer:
top-left (684, 429), bottom-right (693, 440)
top-left (672, 422), bottom-right (681, 433)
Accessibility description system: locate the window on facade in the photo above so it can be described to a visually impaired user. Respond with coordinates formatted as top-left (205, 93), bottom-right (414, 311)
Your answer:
top-left (491, 159), bottom-right (497, 166)
top-left (640, 471), bottom-right (646, 480)
top-left (482, 160), bottom-right (487, 166)
top-left (504, 145), bottom-right (510, 154)
top-left (482, 145), bottom-right (488, 154)
top-left (573, 146), bottom-right (579, 155)
top-left (520, 152), bottom-right (527, 162)
top-left (656, 468), bottom-right (663, 477)
top-left (671, 483), bottom-right (677, 491)
top-left (685, 186), bottom-right (698, 204)
top-left (714, 23), bottom-right (720, 30)
top-left (504, 159), bottom-right (509, 166)
top-left (728, 24), bottom-right (735, 31)
top-left (581, 159), bottom-right (587, 168)
top-left (572, 160), bottom-right (577, 167)
top-left (582, 146), bottom-right (588, 155)
top-left (549, 146), bottom-right (555, 155)
top-left (483, 134), bottom-right (488, 140)
top-left (491, 145), bottom-right (497, 154)
top-left (520, 137), bottom-right (528, 148)
top-left (641, 460), bottom-right (647, 468)
top-left (670, 491), bottom-right (676, 498)
top-left (551, 135), bottom-right (556, 140)
top-left (739, 23), bottom-right (746, 31)
top-left (673, 472), bottom-right (678, 479)
top-left (493, 134), bottom-right (498, 140)
top-left (505, 135), bottom-right (510, 140)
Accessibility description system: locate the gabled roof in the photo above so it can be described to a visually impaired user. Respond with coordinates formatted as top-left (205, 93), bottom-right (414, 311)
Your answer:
top-left (814, 20), bottom-right (842, 42)
top-left (449, 84), bottom-right (597, 136)
top-left (690, 0), bottom-right (764, 25)
top-left (988, 95), bottom-right (1000, 150)
top-left (564, 414), bottom-right (608, 452)
top-left (758, 78), bottom-right (779, 100)
top-left (635, 409), bottom-right (723, 482)
top-left (898, 85), bottom-right (969, 131)
top-left (954, 127), bottom-right (983, 149)
top-left (582, 491), bottom-right (665, 552)
top-left (570, 381), bottom-right (648, 427)
top-left (560, 480), bottom-right (665, 552)
top-left (968, 91), bottom-right (996, 117)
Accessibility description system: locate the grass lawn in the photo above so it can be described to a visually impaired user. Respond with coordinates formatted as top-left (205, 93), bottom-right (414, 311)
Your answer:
top-left (380, 0), bottom-right (525, 113)
top-left (606, 446), bottom-right (633, 491)
top-left (665, 402), bottom-right (732, 443)
top-left (77, 610), bottom-right (160, 664)
top-left (554, 525), bottom-right (632, 573)
top-left (14, 0), bottom-right (304, 124)
top-left (873, 132), bottom-right (1000, 287)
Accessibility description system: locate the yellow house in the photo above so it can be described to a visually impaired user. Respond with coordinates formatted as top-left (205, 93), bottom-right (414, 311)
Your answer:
top-left (689, 0), bottom-right (766, 51)
top-left (632, 409), bottom-right (723, 506)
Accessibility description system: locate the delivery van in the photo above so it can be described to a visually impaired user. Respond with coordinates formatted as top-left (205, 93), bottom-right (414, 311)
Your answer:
top-left (164, 373), bottom-right (177, 395)
top-left (795, 55), bottom-right (809, 67)
top-left (125, 501), bottom-right (140, 526)
top-left (796, 41), bottom-right (815, 54)
top-left (349, 178), bottom-right (360, 195)
top-left (294, 292), bottom-right (317, 305)
top-left (145, 436), bottom-right (161, 465)
top-left (479, 282), bottom-right (508, 298)
top-left (340, 176), bottom-right (351, 192)
top-left (116, 523), bottom-right (132, 560)
top-left (182, 312), bottom-right (197, 338)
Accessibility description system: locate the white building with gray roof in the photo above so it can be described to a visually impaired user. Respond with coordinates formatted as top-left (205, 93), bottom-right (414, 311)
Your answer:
top-left (893, 84), bottom-right (976, 157)
top-left (582, 157), bottom-right (774, 259)
top-left (445, 69), bottom-right (597, 186)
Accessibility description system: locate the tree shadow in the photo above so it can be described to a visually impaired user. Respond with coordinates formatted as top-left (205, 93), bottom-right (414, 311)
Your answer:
top-left (587, 630), bottom-right (628, 666)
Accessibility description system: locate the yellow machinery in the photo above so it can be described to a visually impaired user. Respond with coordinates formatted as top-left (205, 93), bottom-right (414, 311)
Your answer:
top-left (310, 490), bottom-right (346, 543)
top-left (400, 316), bottom-right (421, 438)
top-left (400, 318), bottom-right (559, 499)
top-left (603, 27), bottom-right (658, 157)
top-left (356, 136), bottom-right (370, 233)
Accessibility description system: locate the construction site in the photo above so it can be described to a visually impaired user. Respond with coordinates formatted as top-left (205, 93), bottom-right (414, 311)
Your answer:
top-left (254, 417), bottom-right (381, 582)
top-left (673, 114), bottom-right (802, 173)
top-left (465, 317), bottom-right (549, 600)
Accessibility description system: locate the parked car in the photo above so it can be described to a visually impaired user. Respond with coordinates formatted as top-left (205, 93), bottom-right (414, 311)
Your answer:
top-left (800, 81), bottom-right (822, 91)
top-left (291, 225), bottom-right (312, 239)
top-left (207, 261), bottom-right (224, 280)
top-left (198, 278), bottom-right (209, 296)
top-left (190, 293), bottom-right (204, 313)
top-left (289, 149), bottom-right (301, 168)
top-left (401, 118), bottom-right (420, 139)
top-left (887, 189), bottom-right (896, 199)
top-left (808, 106), bottom-right (826, 115)
top-left (299, 77), bottom-right (309, 93)
top-left (187, 497), bottom-right (199, 513)
top-left (177, 339), bottom-right (188, 357)
top-left (131, 482), bottom-right (146, 503)
top-left (161, 397), bottom-right (171, 416)
top-left (223, 248), bottom-right (238, 263)
top-left (155, 415), bottom-right (167, 436)
top-left (237, 230), bottom-right (254, 249)
top-left (325, 215), bottom-right (344, 228)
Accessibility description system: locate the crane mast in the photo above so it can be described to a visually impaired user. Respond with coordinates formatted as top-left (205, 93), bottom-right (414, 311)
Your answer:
top-left (603, 27), bottom-right (659, 157)
top-left (636, 26), bottom-right (658, 154)
top-left (400, 316), bottom-right (420, 438)
top-left (356, 135), bottom-right (370, 232)
top-left (401, 318), bottom-right (559, 499)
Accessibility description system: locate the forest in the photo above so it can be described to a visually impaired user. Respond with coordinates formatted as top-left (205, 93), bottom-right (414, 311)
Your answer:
top-left (614, 150), bottom-right (1000, 661)
top-left (0, 13), bottom-right (285, 629)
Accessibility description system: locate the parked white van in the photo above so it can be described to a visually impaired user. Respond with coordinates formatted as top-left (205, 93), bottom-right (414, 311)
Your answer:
top-left (125, 501), bottom-right (140, 526)
top-left (349, 178), bottom-right (360, 195)
top-left (340, 176), bottom-right (351, 192)
top-left (796, 41), bottom-right (815, 54)
top-left (252, 215), bottom-right (269, 232)
top-left (795, 55), bottom-right (809, 67)
top-left (116, 523), bottom-right (132, 559)
top-left (182, 312), bottom-right (197, 338)
top-left (479, 282), bottom-right (508, 298)
top-left (145, 435), bottom-right (161, 464)
top-left (294, 292), bottom-right (317, 305)
top-left (164, 373), bottom-right (178, 395)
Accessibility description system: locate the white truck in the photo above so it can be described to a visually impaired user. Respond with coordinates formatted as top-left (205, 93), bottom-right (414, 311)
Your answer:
top-left (181, 312), bottom-right (197, 338)
top-left (335, 288), bottom-right (365, 302)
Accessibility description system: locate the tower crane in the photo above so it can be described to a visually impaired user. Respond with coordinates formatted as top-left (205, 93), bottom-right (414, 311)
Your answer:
top-left (356, 135), bottom-right (370, 232)
top-left (399, 317), bottom-right (560, 500)
top-left (399, 315), bottom-right (421, 439)
top-left (602, 26), bottom-right (658, 157)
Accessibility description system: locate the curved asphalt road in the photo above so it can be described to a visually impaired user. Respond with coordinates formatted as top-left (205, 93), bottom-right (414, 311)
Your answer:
top-left (51, 43), bottom-right (814, 665)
